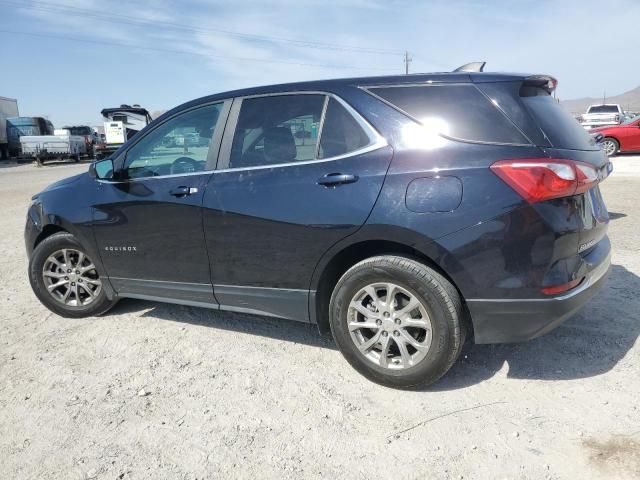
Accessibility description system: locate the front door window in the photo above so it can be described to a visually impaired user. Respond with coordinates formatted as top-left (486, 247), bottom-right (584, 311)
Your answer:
top-left (124, 103), bottom-right (224, 178)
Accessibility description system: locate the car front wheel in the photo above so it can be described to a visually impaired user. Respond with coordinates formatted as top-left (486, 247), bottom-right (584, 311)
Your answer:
top-left (28, 232), bottom-right (118, 318)
top-left (329, 255), bottom-right (465, 389)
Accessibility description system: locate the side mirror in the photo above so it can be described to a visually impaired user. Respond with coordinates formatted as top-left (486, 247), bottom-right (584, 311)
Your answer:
top-left (89, 158), bottom-right (114, 180)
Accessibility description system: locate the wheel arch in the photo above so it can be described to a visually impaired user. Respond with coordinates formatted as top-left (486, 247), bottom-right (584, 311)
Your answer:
top-left (28, 210), bottom-right (117, 301)
top-left (34, 224), bottom-right (68, 249)
top-left (309, 235), bottom-right (469, 335)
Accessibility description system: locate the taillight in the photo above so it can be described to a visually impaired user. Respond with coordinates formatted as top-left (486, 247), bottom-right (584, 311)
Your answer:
top-left (491, 158), bottom-right (599, 204)
top-left (575, 162), bottom-right (598, 194)
top-left (541, 277), bottom-right (583, 295)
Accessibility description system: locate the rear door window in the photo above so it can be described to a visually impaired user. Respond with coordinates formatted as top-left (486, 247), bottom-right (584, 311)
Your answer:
top-left (225, 94), bottom-right (379, 169)
top-left (228, 95), bottom-right (325, 169)
top-left (367, 84), bottom-right (529, 145)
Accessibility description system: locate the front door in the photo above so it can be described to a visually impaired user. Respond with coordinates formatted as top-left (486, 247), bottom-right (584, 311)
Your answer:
top-left (92, 102), bottom-right (228, 305)
top-left (203, 93), bottom-right (392, 320)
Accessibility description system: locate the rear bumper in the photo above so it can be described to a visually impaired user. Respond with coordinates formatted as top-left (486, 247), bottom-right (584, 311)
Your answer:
top-left (467, 239), bottom-right (611, 344)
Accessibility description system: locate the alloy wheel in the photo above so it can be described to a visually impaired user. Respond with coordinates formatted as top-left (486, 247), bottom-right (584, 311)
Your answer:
top-left (603, 139), bottom-right (617, 156)
top-left (347, 282), bottom-right (432, 370)
top-left (42, 248), bottom-right (102, 307)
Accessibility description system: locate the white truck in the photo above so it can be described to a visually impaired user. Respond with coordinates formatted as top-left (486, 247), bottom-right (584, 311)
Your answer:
top-left (579, 104), bottom-right (625, 130)
top-left (0, 96), bottom-right (19, 160)
top-left (19, 128), bottom-right (87, 164)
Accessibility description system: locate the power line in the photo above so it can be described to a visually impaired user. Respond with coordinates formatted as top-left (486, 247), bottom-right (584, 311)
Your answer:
top-left (0, 29), bottom-right (395, 71)
top-left (0, 0), bottom-right (403, 56)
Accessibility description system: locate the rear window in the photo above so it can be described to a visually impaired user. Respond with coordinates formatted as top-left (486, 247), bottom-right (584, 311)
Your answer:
top-left (367, 84), bottom-right (528, 144)
top-left (520, 88), bottom-right (597, 150)
top-left (588, 105), bottom-right (619, 114)
top-left (66, 127), bottom-right (92, 135)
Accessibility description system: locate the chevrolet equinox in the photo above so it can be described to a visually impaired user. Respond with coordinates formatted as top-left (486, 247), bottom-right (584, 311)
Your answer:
top-left (26, 65), bottom-right (612, 388)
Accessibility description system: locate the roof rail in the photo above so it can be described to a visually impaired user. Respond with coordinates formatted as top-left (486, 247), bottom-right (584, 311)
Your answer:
top-left (453, 61), bottom-right (486, 73)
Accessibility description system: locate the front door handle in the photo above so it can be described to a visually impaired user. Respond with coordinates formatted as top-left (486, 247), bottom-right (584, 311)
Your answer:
top-left (317, 173), bottom-right (359, 187)
top-left (169, 186), bottom-right (198, 197)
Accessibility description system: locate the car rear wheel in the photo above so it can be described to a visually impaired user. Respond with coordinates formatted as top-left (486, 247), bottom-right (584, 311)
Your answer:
top-left (329, 255), bottom-right (465, 389)
top-left (602, 138), bottom-right (619, 157)
top-left (29, 232), bottom-right (118, 318)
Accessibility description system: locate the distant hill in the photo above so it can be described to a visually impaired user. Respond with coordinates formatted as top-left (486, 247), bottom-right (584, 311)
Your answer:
top-left (561, 86), bottom-right (640, 115)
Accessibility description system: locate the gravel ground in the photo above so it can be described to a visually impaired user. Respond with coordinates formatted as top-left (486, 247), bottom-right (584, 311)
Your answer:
top-left (1, 156), bottom-right (639, 480)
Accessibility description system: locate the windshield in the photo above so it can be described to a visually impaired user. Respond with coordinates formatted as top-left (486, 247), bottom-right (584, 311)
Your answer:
top-left (7, 117), bottom-right (37, 126)
top-left (65, 127), bottom-right (92, 135)
top-left (622, 115), bottom-right (640, 125)
top-left (588, 105), bottom-right (619, 114)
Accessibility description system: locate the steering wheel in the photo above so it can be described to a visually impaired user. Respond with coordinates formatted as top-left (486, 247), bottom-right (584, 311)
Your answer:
top-left (170, 156), bottom-right (199, 175)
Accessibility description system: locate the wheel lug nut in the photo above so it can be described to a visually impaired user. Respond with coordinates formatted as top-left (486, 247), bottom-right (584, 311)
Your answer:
top-left (376, 319), bottom-right (382, 326)
top-left (67, 269), bottom-right (71, 273)
top-left (78, 279), bottom-right (83, 283)
top-left (393, 331), bottom-right (400, 337)
top-left (71, 282), bottom-right (75, 286)
top-left (64, 276), bottom-right (69, 280)
top-left (383, 312), bottom-right (390, 318)
top-left (382, 331), bottom-right (388, 337)
top-left (394, 319), bottom-right (401, 325)
top-left (75, 270), bottom-right (80, 274)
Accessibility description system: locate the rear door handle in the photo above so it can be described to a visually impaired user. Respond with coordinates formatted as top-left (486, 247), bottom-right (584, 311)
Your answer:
top-left (317, 173), bottom-right (359, 187)
top-left (169, 186), bottom-right (198, 197)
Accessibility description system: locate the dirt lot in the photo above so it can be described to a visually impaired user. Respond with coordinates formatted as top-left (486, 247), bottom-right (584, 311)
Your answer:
top-left (1, 157), bottom-right (639, 480)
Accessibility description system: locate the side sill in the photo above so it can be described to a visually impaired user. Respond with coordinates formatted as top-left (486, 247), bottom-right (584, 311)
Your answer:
top-left (214, 284), bottom-right (313, 323)
top-left (120, 293), bottom-right (218, 310)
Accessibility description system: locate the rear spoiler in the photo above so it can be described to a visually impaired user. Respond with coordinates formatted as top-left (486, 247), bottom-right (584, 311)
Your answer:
top-left (523, 75), bottom-right (558, 94)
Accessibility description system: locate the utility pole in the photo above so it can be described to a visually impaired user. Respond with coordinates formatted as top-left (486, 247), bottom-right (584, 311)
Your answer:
top-left (404, 51), bottom-right (412, 75)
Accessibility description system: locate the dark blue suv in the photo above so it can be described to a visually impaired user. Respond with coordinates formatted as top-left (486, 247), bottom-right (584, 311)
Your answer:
top-left (25, 66), bottom-right (611, 388)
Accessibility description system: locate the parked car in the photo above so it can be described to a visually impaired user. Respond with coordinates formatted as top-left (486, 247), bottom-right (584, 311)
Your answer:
top-left (591, 114), bottom-right (640, 156)
top-left (25, 66), bottom-right (612, 388)
top-left (579, 104), bottom-right (625, 129)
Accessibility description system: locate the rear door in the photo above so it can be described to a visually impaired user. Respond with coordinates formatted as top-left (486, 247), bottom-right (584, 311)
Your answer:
top-left (203, 92), bottom-right (392, 321)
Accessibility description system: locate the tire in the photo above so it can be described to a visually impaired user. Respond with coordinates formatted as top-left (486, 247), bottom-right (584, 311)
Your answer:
top-left (28, 232), bottom-right (118, 318)
top-left (329, 255), bottom-right (465, 389)
top-left (602, 137), bottom-right (619, 157)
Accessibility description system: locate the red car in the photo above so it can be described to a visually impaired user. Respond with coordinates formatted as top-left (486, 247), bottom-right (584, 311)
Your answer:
top-left (592, 115), bottom-right (640, 156)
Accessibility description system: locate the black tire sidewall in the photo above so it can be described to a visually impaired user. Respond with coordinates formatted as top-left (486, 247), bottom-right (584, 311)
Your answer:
top-left (330, 257), bottom-right (461, 388)
top-left (29, 233), bottom-right (115, 318)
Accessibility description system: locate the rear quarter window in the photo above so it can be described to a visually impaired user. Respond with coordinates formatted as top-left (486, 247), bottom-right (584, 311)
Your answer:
top-left (367, 84), bottom-right (529, 145)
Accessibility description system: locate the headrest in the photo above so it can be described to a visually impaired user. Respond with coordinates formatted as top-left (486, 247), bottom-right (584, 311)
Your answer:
top-left (264, 127), bottom-right (296, 162)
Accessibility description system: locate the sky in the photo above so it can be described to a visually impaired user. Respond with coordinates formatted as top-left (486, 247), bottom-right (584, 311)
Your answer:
top-left (1, 0), bottom-right (639, 127)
